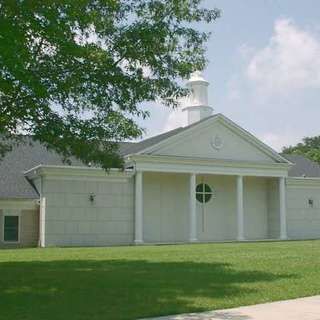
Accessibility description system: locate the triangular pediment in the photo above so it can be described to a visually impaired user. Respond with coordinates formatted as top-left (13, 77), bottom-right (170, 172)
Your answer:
top-left (137, 114), bottom-right (288, 164)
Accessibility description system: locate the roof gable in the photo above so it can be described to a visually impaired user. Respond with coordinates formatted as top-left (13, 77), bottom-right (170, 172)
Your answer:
top-left (134, 114), bottom-right (289, 164)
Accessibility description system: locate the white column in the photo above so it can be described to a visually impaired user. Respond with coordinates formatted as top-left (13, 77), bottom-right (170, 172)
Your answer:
top-left (279, 177), bottom-right (287, 240)
top-left (39, 197), bottom-right (46, 248)
top-left (236, 175), bottom-right (245, 241)
top-left (189, 173), bottom-right (197, 242)
top-left (134, 171), bottom-right (143, 244)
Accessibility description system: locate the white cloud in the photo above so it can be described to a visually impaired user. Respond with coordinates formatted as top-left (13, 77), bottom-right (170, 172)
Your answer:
top-left (247, 18), bottom-right (320, 94)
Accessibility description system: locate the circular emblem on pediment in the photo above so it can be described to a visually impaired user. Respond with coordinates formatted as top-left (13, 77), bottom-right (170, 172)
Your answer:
top-left (211, 135), bottom-right (223, 150)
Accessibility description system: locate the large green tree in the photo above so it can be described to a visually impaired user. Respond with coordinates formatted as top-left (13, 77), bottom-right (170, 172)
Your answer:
top-left (0, 0), bottom-right (219, 168)
top-left (283, 136), bottom-right (320, 164)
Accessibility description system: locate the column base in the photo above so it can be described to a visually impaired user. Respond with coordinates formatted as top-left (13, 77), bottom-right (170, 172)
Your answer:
top-left (280, 235), bottom-right (288, 240)
top-left (237, 237), bottom-right (245, 241)
top-left (189, 238), bottom-right (198, 243)
top-left (134, 239), bottom-right (144, 245)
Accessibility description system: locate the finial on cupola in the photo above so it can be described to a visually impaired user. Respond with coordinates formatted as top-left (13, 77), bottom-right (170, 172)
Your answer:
top-left (183, 70), bottom-right (213, 125)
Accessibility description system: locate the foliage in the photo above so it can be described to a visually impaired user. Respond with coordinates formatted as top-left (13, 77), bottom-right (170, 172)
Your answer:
top-left (0, 241), bottom-right (320, 319)
top-left (283, 136), bottom-right (320, 164)
top-left (0, 0), bottom-right (220, 169)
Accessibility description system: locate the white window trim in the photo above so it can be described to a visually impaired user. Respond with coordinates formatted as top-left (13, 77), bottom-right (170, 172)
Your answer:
top-left (2, 210), bottom-right (21, 244)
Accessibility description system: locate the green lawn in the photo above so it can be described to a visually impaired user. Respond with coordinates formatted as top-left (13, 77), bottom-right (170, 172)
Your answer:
top-left (1, 241), bottom-right (320, 320)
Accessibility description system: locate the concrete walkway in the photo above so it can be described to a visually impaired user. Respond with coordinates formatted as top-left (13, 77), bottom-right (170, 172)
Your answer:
top-left (144, 296), bottom-right (320, 320)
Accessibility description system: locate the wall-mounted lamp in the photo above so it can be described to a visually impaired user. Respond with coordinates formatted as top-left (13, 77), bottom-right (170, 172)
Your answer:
top-left (89, 193), bottom-right (96, 203)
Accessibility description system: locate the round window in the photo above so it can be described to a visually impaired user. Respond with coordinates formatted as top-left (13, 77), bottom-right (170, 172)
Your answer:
top-left (196, 183), bottom-right (214, 203)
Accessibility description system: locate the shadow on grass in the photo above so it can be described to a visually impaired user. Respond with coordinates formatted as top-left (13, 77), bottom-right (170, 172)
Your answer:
top-left (0, 259), bottom-right (296, 320)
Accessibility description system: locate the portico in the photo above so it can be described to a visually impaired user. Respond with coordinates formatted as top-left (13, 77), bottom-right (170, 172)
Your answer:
top-left (130, 154), bottom-right (290, 244)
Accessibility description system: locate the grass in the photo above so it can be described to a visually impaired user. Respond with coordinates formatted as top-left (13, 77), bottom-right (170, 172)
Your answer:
top-left (0, 241), bottom-right (320, 320)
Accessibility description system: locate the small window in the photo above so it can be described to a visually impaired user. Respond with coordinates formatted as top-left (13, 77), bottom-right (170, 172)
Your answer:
top-left (196, 183), bottom-right (214, 203)
top-left (3, 216), bottom-right (19, 242)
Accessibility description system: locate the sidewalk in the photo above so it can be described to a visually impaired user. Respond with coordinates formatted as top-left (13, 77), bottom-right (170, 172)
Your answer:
top-left (143, 295), bottom-right (320, 320)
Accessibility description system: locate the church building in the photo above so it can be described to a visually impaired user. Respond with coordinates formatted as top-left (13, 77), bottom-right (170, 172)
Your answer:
top-left (1, 72), bottom-right (320, 247)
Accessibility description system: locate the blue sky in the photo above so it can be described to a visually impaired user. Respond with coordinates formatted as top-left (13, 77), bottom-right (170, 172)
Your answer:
top-left (137, 0), bottom-right (320, 151)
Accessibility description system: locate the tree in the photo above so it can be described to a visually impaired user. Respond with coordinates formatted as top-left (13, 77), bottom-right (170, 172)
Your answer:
top-left (283, 136), bottom-right (320, 164)
top-left (0, 0), bottom-right (220, 169)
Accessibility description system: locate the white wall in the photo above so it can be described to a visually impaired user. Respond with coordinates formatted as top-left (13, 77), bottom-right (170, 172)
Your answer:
top-left (143, 173), bottom-right (270, 242)
top-left (244, 177), bottom-right (268, 240)
top-left (41, 174), bottom-right (134, 246)
top-left (36, 169), bottom-right (320, 246)
top-left (287, 179), bottom-right (320, 239)
top-left (143, 172), bottom-right (189, 242)
top-left (143, 175), bottom-right (320, 242)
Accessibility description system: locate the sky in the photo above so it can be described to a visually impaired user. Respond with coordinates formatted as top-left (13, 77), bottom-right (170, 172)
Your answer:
top-left (136, 0), bottom-right (320, 152)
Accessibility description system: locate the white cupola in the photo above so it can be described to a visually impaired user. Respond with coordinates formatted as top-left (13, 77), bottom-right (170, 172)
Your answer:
top-left (183, 71), bottom-right (213, 125)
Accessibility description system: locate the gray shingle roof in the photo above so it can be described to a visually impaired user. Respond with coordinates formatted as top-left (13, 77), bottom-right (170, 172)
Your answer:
top-left (0, 139), bottom-right (82, 199)
top-left (282, 154), bottom-right (320, 177)
top-left (0, 138), bottom-right (135, 199)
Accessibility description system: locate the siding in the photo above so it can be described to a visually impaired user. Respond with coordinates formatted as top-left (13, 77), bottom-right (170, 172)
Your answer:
top-left (244, 177), bottom-right (268, 240)
top-left (287, 179), bottom-right (320, 239)
top-left (143, 172), bottom-right (189, 243)
top-left (42, 175), bottom-right (134, 246)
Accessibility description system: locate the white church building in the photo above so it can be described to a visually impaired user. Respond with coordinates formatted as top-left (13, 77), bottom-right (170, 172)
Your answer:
top-left (1, 72), bottom-right (320, 247)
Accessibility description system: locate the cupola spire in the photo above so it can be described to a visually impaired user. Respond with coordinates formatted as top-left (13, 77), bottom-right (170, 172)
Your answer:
top-left (183, 71), bottom-right (213, 125)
